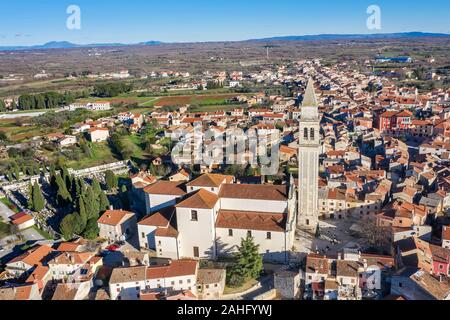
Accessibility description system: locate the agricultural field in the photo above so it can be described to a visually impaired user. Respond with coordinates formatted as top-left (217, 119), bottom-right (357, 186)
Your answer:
top-left (0, 118), bottom-right (54, 142)
top-left (152, 93), bottom-right (242, 107)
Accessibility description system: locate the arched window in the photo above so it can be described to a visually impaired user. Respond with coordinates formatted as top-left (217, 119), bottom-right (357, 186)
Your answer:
top-left (304, 128), bottom-right (308, 140)
top-left (310, 128), bottom-right (315, 140)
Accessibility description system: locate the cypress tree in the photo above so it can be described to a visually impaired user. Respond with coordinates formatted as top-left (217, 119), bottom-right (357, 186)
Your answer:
top-left (56, 174), bottom-right (72, 206)
top-left (105, 170), bottom-right (118, 191)
top-left (60, 214), bottom-right (76, 240)
top-left (83, 218), bottom-right (99, 240)
top-left (78, 197), bottom-right (88, 229)
top-left (99, 191), bottom-right (110, 212)
top-left (227, 236), bottom-right (263, 287)
top-left (92, 179), bottom-right (102, 197)
top-left (32, 182), bottom-right (45, 212)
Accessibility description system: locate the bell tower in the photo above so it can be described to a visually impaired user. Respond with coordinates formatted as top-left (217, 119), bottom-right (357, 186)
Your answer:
top-left (298, 79), bottom-right (320, 229)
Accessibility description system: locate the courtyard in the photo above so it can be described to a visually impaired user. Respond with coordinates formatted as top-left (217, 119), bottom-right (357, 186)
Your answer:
top-left (294, 218), bottom-right (369, 257)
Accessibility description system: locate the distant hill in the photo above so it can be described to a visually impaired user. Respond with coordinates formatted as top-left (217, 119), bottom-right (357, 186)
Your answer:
top-left (0, 40), bottom-right (164, 51)
top-left (248, 32), bottom-right (450, 42)
top-left (1, 32), bottom-right (449, 51)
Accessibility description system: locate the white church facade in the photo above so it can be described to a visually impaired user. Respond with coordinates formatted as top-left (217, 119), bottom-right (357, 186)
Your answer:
top-left (138, 174), bottom-right (297, 263)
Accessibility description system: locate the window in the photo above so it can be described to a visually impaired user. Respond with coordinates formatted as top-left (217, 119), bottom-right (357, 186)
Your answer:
top-left (247, 230), bottom-right (252, 238)
top-left (310, 128), bottom-right (315, 140)
top-left (193, 247), bottom-right (200, 258)
top-left (179, 280), bottom-right (183, 284)
top-left (398, 282), bottom-right (402, 288)
top-left (267, 232), bottom-right (272, 240)
top-left (141, 232), bottom-right (145, 238)
top-left (191, 210), bottom-right (198, 221)
top-left (228, 229), bottom-right (233, 237)
top-left (304, 128), bottom-right (308, 140)
top-left (171, 281), bottom-right (175, 286)
top-left (187, 279), bottom-right (191, 284)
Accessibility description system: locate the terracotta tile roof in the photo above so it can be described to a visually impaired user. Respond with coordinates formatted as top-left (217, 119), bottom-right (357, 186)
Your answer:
top-left (146, 260), bottom-right (197, 279)
top-left (215, 209), bottom-right (286, 232)
top-left (139, 207), bottom-right (175, 227)
top-left (10, 212), bottom-right (33, 225)
top-left (410, 269), bottom-right (450, 300)
top-left (197, 269), bottom-right (226, 285)
top-left (0, 284), bottom-right (35, 300)
top-left (56, 242), bottom-right (82, 252)
top-left (219, 184), bottom-right (288, 201)
top-left (110, 266), bottom-right (147, 284)
top-left (97, 210), bottom-right (135, 226)
top-left (48, 252), bottom-right (95, 265)
top-left (26, 265), bottom-right (49, 283)
top-left (306, 254), bottom-right (329, 274)
top-left (155, 225), bottom-right (179, 238)
top-left (443, 226), bottom-right (450, 241)
top-left (143, 180), bottom-right (186, 196)
top-left (176, 189), bottom-right (219, 209)
top-left (336, 260), bottom-right (360, 278)
top-left (52, 283), bottom-right (79, 300)
top-left (186, 174), bottom-right (233, 188)
top-left (7, 245), bottom-right (55, 267)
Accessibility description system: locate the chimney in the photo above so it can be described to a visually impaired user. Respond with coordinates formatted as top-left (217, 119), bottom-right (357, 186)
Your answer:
top-left (109, 205), bottom-right (114, 211)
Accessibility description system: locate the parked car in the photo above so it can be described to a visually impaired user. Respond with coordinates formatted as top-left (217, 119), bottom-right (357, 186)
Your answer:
top-left (106, 244), bottom-right (120, 252)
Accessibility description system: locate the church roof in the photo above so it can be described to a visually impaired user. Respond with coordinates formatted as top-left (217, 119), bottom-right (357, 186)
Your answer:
top-left (302, 79), bottom-right (318, 107)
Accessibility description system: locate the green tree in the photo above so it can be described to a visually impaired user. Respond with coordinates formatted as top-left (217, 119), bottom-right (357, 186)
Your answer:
top-left (0, 100), bottom-right (6, 112)
top-left (227, 236), bottom-right (263, 288)
top-left (99, 191), bottom-right (110, 212)
top-left (105, 170), bottom-right (118, 191)
top-left (13, 162), bottom-right (20, 181)
top-left (31, 182), bottom-right (45, 212)
top-left (60, 214), bottom-right (77, 240)
top-left (56, 174), bottom-right (72, 206)
top-left (78, 196), bottom-right (88, 230)
top-left (83, 218), bottom-right (99, 240)
top-left (85, 186), bottom-right (100, 219)
top-left (120, 185), bottom-right (130, 210)
top-left (92, 179), bottom-right (102, 196)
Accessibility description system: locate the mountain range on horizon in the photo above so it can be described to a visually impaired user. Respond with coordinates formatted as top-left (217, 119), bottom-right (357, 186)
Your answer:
top-left (1, 32), bottom-right (449, 52)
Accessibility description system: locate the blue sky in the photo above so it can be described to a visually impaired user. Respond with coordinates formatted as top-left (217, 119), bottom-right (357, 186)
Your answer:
top-left (0, 0), bottom-right (449, 45)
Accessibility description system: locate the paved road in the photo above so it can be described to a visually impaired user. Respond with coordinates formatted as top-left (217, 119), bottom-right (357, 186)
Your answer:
top-left (0, 199), bottom-right (15, 222)
top-left (242, 276), bottom-right (274, 300)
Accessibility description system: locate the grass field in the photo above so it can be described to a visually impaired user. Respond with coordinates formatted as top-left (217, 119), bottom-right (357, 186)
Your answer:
top-left (152, 93), bottom-right (241, 107)
top-left (65, 142), bottom-right (118, 170)
top-left (223, 278), bottom-right (259, 295)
